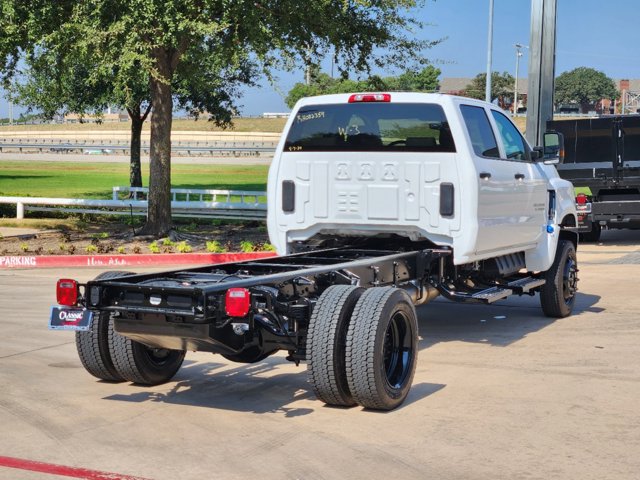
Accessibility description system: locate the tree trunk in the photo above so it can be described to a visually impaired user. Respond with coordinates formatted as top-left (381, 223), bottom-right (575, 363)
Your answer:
top-left (139, 53), bottom-right (174, 237)
top-left (128, 106), bottom-right (144, 189)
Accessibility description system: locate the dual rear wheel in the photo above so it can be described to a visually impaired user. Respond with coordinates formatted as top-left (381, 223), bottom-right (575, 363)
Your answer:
top-left (75, 271), bottom-right (186, 385)
top-left (307, 285), bottom-right (418, 411)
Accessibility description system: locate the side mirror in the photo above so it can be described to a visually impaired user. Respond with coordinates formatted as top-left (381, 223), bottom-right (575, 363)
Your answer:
top-left (531, 146), bottom-right (543, 160)
top-left (541, 131), bottom-right (565, 165)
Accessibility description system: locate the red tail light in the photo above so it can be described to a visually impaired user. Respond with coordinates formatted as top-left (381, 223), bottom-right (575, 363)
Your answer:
top-left (348, 93), bottom-right (391, 103)
top-left (225, 288), bottom-right (251, 317)
top-left (57, 279), bottom-right (79, 306)
top-left (576, 193), bottom-right (588, 205)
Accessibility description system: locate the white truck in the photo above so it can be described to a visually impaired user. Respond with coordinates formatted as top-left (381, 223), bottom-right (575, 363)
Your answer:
top-left (50, 93), bottom-right (578, 411)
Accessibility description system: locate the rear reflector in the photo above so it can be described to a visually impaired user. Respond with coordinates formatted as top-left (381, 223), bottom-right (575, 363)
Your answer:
top-left (57, 279), bottom-right (79, 306)
top-left (576, 193), bottom-right (588, 205)
top-left (440, 183), bottom-right (455, 217)
top-left (348, 93), bottom-right (391, 103)
top-left (225, 288), bottom-right (251, 317)
top-left (282, 180), bottom-right (295, 213)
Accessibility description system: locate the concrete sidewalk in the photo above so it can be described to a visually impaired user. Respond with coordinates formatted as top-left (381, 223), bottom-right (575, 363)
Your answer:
top-left (0, 227), bottom-right (42, 238)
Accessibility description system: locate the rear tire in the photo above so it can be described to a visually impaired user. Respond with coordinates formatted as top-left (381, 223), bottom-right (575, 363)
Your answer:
top-left (108, 322), bottom-right (186, 385)
top-left (307, 285), bottom-right (364, 407)
top-left (75, 311), bottom-right (123, 382)
top-left (540, 239), bottom-right (578, 318)
top-left (346, 287), bottom-right (418, 411)
top-left (75, 270), bottom-right (134, 382)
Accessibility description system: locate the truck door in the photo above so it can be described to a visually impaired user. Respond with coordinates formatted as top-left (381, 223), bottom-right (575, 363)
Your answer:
top-left (490, 110), bottom-right (547, 246)
top-left (459, 105), bottom-right (544, 255)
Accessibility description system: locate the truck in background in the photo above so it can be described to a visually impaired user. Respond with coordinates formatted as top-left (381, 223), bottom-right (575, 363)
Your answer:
top-left (549, 116), bottom-right (640, 242)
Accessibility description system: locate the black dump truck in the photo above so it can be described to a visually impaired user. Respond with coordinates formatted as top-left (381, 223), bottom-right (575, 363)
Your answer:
top-left (549, 115), bottom-right (640, 241)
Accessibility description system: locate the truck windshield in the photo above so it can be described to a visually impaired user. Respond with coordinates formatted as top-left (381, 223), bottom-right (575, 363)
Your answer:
top-left (284, 103), bottom-right (455, 152)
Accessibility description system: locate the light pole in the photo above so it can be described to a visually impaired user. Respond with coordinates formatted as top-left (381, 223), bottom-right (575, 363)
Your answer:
top-left (485, 0), bottom-right (495, 103)
top-left (514, 44), bottom-right (526, 115)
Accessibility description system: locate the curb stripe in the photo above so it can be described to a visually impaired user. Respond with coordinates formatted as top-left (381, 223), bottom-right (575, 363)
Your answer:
top-left (0, 252), bottom-right (277, 269)
top-left (0, 455), bottom-right (151, 480)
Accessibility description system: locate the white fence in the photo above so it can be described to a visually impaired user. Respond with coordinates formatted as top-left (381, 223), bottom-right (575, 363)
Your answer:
top-left (0, 187), bottom-right (267, 221)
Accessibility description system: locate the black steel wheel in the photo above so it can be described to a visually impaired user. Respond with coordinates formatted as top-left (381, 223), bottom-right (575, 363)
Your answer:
top-left (346, 287), bottom-right (418, 410)
top-left (108, 322), bottom-right (186, 386)
top-left (75, 271), bottom-right (134, 382)
top-left (540, 239), bottom-right (578, 318)
top-left (307, 285), bottom-right (364, 407)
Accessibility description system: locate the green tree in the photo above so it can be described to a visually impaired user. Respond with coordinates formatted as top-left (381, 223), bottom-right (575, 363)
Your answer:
top-left (2, 0), bottom-right (434, 237)
top-left (464, 71), bottom-right (515, 102)
top-left (9, 46), bottom-right (152, 188)
top-left (386, 65), bottom-right (441, 91)
top-left (285, 66), bottom-right (441, 107)
top-left (555, 67), bottom-right (618, 113)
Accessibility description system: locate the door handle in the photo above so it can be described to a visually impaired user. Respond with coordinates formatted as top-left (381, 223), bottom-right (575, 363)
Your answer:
top-left (479, 172), bottom-right (492, 180)
top-left (515, 173), bottom-right (525, 180)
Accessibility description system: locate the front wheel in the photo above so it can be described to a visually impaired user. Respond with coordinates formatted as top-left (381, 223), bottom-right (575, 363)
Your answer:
top-left (345, 287), bottom-right (418, 411)
top-left (540, 239), bottom-right (578, 318)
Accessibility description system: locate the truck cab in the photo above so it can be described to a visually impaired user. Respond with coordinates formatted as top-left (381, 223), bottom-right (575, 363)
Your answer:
top-left (268, 93), bottom-right (576, 271)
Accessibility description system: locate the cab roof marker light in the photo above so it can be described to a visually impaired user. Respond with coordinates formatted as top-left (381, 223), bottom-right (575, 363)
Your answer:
top-left (348, 93), bottom-right (391, 103)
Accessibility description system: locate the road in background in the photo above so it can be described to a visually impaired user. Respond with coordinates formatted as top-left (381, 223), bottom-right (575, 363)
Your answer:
top-left (1, 232), bottom-right (639, 480)
top-left (0, 152), bottom-right (272, 165)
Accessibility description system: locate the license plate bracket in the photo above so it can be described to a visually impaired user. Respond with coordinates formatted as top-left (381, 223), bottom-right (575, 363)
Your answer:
top-left (49, 307), bottom-right (93, 331)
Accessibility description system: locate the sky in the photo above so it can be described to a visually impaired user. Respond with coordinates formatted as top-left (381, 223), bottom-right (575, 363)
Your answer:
top-left (2, 0), bottom-right (640, 118)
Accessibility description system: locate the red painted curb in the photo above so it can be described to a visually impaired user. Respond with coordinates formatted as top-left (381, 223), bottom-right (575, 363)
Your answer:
top-left (0, 252), bottom-right (277, 269)
top-left (0, 454), bottom-right (150, 480)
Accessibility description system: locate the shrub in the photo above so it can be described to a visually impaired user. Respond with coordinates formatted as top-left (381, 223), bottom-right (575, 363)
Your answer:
top-left (149, 241), bottom-right (160, 254)
top-left (240, 240), bottom-right (255, 253)
top-left (177, 241), bottom-right (192, 253)
top-left (85, 244), bottom-right (98, 253)
top-left (261, 242), bottom-right (276, 252)
top-left (206, 240), bottom-right (226, 253)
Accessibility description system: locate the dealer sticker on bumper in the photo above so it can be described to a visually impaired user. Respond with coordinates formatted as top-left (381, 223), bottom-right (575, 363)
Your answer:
top-left (49, 307), bottom-right (93, 331)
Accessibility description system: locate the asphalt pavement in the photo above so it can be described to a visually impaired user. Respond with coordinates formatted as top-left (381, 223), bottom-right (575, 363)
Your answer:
top-left (1, 231), bottom-right (639, 479)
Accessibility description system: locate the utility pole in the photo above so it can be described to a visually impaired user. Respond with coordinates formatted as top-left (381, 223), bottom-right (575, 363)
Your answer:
top-left (526, 0), bottom-right (557, 146)
top-left (485, 0), bottom-right (495, 103)
top-left (514, 44), bottom-right (525, 115)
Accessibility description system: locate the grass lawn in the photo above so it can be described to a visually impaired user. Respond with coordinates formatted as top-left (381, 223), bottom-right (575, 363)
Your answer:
top-left (0, 161), bottom-right (269, 198)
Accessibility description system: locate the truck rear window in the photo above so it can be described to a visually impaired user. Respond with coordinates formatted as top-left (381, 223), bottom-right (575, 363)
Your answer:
top-left (284, 103), bottom-right (455, 152)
